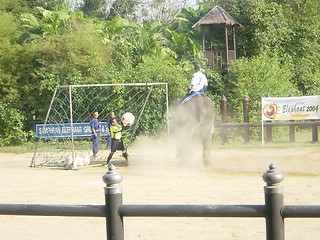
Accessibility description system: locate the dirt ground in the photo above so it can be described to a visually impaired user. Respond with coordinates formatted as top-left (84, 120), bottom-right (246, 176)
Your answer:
top-left (0, 138), bottom-right (320, 240)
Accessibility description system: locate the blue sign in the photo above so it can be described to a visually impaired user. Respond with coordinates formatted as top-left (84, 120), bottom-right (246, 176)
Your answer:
top-left (36, 122), bottom-right (109, 139)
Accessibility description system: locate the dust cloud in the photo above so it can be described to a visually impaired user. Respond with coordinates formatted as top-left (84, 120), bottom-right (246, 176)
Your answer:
top-left (128, 133), bottom-right (205, 170)
top-left (128, 133), bottom-right (320, 176)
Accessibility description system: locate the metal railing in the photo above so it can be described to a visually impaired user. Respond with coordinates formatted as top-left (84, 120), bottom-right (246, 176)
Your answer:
top-left (1, 164), bottom-right (320, 240)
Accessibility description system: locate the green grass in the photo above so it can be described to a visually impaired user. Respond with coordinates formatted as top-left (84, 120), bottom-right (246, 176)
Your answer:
top-left (0, 143), bottom-right (37, 153)
top-left (212, 140), bottom-right (318, 149)
top-left (213, 127), bottom-right (318, 149)
top-left (0, 128), bottom-right (318, 153)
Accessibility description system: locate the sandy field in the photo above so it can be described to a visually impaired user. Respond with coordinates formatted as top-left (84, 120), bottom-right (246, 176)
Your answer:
top-left (0, 138), bottom-right (320, 240)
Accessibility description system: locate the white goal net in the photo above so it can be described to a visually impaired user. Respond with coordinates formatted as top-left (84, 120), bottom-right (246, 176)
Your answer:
top-left (31, 83), bottom-right (169, 169)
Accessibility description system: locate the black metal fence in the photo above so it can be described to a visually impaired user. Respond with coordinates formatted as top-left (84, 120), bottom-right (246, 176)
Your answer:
top-left (1, 164), bottom-right (320, 240)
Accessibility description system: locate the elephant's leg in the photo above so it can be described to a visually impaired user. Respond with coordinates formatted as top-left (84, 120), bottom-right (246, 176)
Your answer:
top-left (202, 129), bottom-right (212, 166)
top-left (176, 130), bottom-right (194, 164)
top-left (203, 146), bottom-right (211, 166)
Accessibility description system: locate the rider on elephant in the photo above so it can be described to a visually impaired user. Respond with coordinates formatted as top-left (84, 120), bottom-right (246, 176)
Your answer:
top-left (182, 66), bottom-right (208, 104)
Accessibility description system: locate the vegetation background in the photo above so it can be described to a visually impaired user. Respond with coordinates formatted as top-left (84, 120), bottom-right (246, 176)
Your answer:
top-left (0, 0), bottom-right (319, 146)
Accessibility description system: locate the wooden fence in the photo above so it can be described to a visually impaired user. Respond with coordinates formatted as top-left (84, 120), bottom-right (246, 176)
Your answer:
top-left (215, 95), bottom-right (320, 144)
top-left (30, 95), bottom-right (320, 144)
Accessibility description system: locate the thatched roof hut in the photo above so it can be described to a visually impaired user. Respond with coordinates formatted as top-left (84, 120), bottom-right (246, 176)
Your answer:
top-left (193, 5), bottom-right (243, 28)
top-left (192, 6), bottom-right (242, 71)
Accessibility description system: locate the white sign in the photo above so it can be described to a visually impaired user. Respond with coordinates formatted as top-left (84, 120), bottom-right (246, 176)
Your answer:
top-left (262, 96), bottom-right (320, 121)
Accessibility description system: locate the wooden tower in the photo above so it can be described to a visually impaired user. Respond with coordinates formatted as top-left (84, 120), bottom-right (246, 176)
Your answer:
top-left (193, 6), bottom-right (242, 71)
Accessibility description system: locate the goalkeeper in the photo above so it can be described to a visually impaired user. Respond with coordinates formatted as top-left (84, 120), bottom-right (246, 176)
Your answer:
top-left (106, 118), bottom-right (128, 165)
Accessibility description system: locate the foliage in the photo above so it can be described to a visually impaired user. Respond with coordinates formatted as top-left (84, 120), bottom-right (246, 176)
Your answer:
top-left (107, 0), bottom-right (139, 20)
top-left (95, 16), bottom-right (131, 42)
top-left (0, 19), bottom-right (114, 120)
top-left (0, 102), bottom-right (31, 146)
top-left (199, 0), bottom-right (320, 96)
top-left (18, 2), bottom-right (75, 42)
top-left (134, 56), bottom-right (191, 101)
top-left (0, 12), bottom-right (18, 39)
top-left (217, 54), bottom-right (299, 123)
top-left (0, 0), bottom-right (320, 146)
top-left (139, 0), bottom-right (188, 24)
top-left (79, 0), bottom-right (108, 19)
top-left (124, 20), bottom-right (167, 65)
top-left (0, 0), bottom-right (28, 15)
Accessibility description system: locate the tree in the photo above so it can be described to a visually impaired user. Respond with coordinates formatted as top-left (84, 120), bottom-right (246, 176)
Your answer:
top-left (0, 102), bottom-right (31, 146)
top-left (0, 0), bottom-right (28, 14)
top-left (138, 0), bottom-right (189, 24)
top-left (166, 29), bottom-right (201, 63)
top-left (107, 0), bottom-right (139, 20)
top-left (18, 2), bottom-right (74, 42)
top-left (22, 0), bottom-right (66, 11)
top-left (96, 16), bottom-right (131, 42)
top-left (0, 5), bottom-right (20, 105)
top-left (79, 0), bottom-right (109, 19)
top-left (218, 54), bottom-right (299, 122)
top-left (124, 20), bottom-right (167, 64)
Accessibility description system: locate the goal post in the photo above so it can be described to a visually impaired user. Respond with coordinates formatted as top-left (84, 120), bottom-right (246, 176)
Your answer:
top-left (31, 83), bottom-right (169, 169)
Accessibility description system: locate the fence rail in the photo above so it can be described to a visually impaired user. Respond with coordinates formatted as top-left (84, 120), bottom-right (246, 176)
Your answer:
top-left (2, 203), bottom-right (320, 219)
top-left (119, 204), bottom-right (265, 217)
top-left (1, 164), bottom-right (320, 240)
top-left (0, 204), bottom-right (105, 217)
top-left (218, 95), bottom-right (319, 144)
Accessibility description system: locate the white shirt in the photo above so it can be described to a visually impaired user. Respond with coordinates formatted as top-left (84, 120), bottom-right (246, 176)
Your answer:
top-left (191, 71), bottom-right (208, 92)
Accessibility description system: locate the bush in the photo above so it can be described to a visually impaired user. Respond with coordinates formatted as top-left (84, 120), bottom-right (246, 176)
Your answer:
top-left (0, 102), bottom-right (31, 146)
top-left (216, 54), bottom-right (300, 123)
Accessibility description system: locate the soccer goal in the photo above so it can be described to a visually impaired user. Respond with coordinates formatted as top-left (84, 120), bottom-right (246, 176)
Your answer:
top-left (30, 83), bottom-right (169, 169)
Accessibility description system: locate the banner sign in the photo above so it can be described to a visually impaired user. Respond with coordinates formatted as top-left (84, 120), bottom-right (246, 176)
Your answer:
top-left (36, 122), bottom-right (109, 139)
top-left (262, 96), bottom-right (320, 121)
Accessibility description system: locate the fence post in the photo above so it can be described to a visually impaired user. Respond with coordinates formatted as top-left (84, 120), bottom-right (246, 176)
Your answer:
top-left (312, 125), bottom-right (318, 143)
top-left (265, 95), bottom-right (273, 143)
top-left (312, 123), bottom-right (318, 143)
top-left (243, 96), bottom-right (250, 144)
top-left (288, 94), bottom-right (295, 143)
top-left (289, 121), bottom-right (295, 142)
top-left (102, 164), bottom-right (124, 240)
top-left (220, 95), bottom-right (228, 145)
top-left (263, 164), bottom-right (285, 240)
top-left (311, 93), bottom-right (319, 143)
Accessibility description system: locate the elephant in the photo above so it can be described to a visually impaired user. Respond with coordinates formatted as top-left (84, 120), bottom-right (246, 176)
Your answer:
top-left (172, 94), bottom-right (215, 166)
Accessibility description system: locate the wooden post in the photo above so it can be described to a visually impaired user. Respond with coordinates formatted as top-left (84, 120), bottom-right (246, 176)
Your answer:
top-left (209, 27), bottom-right (213, 50)
top-left (311, 93), bottom-right (318, 143)
top-left (312, 124), bottom-right (318, 143)
top-left (265, 94), bottom-right (273, 143)
top-left (225, 25), bottom-right (229, 66)
top-left (289, 123), bottom-right (295, 142)
top-left (202, 26), bottom-right (205, 52)
top-left (220, 95), bottom-right (228, 145)
top-left (233, 25), bottom-right (236, 60)
top-left (288, 94), bottom-right (295, 142)
top-left (243, 96), bottom-right (250, 144)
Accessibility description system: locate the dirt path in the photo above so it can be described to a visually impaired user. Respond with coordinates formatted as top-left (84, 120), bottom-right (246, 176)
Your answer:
top-left (0, 141), bottom-right (319, 240)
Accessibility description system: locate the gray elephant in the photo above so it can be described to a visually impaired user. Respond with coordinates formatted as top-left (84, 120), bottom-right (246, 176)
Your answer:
top-left (172, 94), bottom-right (215, 166)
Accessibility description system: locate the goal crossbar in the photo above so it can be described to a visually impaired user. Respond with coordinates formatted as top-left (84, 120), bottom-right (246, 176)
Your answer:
top-left (57, 83), bottom-right (167, 88)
